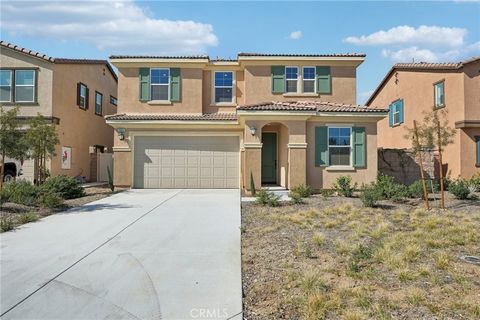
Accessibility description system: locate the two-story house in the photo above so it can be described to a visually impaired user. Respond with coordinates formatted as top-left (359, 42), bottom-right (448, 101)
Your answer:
top-left (0, 41), bottom-right (118, 182)
top-left (366, 57), bottom-right (480, 179)
top-left (106, 53), bottom-right (388, 192)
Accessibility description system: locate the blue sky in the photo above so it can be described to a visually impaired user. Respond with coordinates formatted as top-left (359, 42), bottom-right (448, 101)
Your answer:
top-left (1, 0), bottom-right (479, 103)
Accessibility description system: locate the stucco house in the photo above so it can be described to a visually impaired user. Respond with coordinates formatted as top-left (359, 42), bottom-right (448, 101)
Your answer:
top-left (106, 53), bottom-right (388, 192)
top-left (0, 41), bottom-right (118, 182)
top-left (366, 57), bottom-right (480, 179)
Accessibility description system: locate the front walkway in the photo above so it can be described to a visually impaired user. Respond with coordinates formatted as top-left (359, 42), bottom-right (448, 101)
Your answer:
top-left (1, 189), bottom-right (242, 320)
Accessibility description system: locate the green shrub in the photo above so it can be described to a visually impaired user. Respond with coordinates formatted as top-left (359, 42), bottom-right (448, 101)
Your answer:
top-left (107, 166), bottom-right (115, 192)
top-left (256, 189), bottom-right (280, 207)
top-left (289, 191), bottom-right (304, 204)
top-left (37, 192), bottom-right (63, 208)
top-left (449, 180), bottom-right (471, 200)
top-left (268, 194), bottom-right (280, 207)
top-left (291, 184), bottom-right (312, 198)
top-left (469, 173), bottom-right (480, 190)
top-left (375, 173), bottom-right (408, 202)
top-left (17, 212), bottom-right (39, 224)
top-left (0, 214), bottom-right (14, 232)
top-left (320, 189), bottom-right (334, 198)
top-left (250, 172), bottom-right (256, 196)
top-left (40, 175), bottom-right (85, 200)
top-left (3, 180), bottom-right (38, 206)
top-left (408, 180), bottom-right (425, 199)
top-left (360, 183), bottom-right (382, 207)
top-left (333, 176), bottom-right (357, 197)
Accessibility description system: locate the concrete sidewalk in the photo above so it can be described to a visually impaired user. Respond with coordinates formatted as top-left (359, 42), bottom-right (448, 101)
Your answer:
top-left (1, 189), bottom-right (242, 319)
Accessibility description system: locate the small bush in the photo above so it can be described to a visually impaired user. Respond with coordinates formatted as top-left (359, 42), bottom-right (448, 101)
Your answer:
top-left (267, 194), bottom-right (281, 207)
top-left (40, 175), bottom-right (85, 199)
top-left (333, 176), bottom-right (357, 197)
top-left (256, 189), bottom-right (280, 207)
top-left (469, 173), bottom-right (480, 190)
top-left (289, 191), bottom-right (304, 204)
top-left (376, 173), bottom-right (408, 202)
top-left (2, 180), bottom-right (38, 206)
top-left (0, 214), bottom-right (14, 232)
top-left (37, 192), bottom-right (63, 208)
top-left (360, 183), bottom-right (382, 207)
top-left (17, 212), bottom-right (39, 224)
top-left (291, 184), bottom-right (312, 198)
top-left (250, 172), bottom-right (256, 196)
top-left (320, 189), bottom-right (334, 198)
top-left (408, 180), bottom-right (425, 199)
top-left (107, 166), bottom-right (115, 192)
top-left (449, 180), bottom-right (471, 200)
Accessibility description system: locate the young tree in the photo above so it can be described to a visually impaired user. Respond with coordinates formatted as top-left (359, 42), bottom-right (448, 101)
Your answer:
top-left (24, 114), bottom-right (59, 185)
top-left (406, 109), bottom-right (456, 209)
top-left (0, 107), bottom-right (28, 190)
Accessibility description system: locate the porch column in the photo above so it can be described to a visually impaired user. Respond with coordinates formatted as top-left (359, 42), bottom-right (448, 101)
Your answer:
top-left (287, 120), bottom-right (307, 188)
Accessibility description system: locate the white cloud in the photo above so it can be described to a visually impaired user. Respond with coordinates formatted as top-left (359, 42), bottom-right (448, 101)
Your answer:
top-left (344, 25), bottom-right (466, 48)
top-left (381, 47), bottom-right (440, 62)
top-left (0, 0), bottom-right (219, 55)
top-left (289, 31), bottom-right (302, 40)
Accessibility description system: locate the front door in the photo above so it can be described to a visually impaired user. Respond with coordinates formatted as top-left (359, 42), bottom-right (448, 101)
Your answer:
top-left (261, 132), bottom-right (277, 184)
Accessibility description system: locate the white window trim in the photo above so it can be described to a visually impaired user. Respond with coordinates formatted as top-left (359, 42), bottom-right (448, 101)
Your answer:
top-left (434, 81), bottom-right (445, 108)
top-left (95, 91), bottom-right (103, 115)
top-left (79, 84), bottom-right (87, 109)
top-left (14, 70), bottom-right (35, 103)
top-left (285, 66), bottom-right (299, 93)
top-left (211, 70), bottom-right (236, 105)
top-left (0, 70), bottom-right (12, 102)
top-left (392, 101), bottom-right (401, 126)
top-left (327, 125), bottom-right (353, 168)
top-left (302, 66), bottom-right (316, 93)
top-left (150, 68), bottom-right (170, 102)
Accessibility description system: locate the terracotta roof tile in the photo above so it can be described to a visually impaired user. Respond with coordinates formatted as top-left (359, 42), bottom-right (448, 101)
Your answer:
top-left (109, 53), bottom-right (366, 60)
top-left (1, 40), bottom-right (54, 62)
top-left (238, 52), bottom-right (366, 58)
top-left (237, 101), bottom-right (387, 113)
top-left (109, 55), bottom-right (209, 60)
top-left (105, 113), bottom-right (238, 121)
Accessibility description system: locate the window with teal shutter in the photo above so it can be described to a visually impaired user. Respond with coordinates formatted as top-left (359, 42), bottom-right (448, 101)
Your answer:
top-left (389, 100), bottom-right (404, 126)
top-left (315, 127), bottom-right (328, 166)
top-left (316, 66), bottom-right (331, 94)
top-left (352, 127), bottom-right (366, 167)
top-left (139, 68), bottom-right (150, 101)
top-left (271, 66), bottom-right (285, 93)
top-left (476, 136), bottom-right (480, 166)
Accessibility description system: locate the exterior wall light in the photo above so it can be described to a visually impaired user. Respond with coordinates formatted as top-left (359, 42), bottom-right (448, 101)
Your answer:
top-left (250, 126), bottom-right (257, 136)
top-left (116, 128), bottom-right (126, 140)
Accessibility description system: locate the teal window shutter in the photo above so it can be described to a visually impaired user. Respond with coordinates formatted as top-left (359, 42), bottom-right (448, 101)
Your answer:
top-left (315, 127), bottom-right (328, 166)
top-left (388, 104), bottom-right (394, 127)
top-left (476, 137), bottom-right (480, 166)
top-left (353, 127), bottom-right (366, 167)
top-left (139, 68), bottom-right (150, 101)
top-left (398, 99), bottom-right (404, 124)
top-left (170, 68), bottom-right (181, 102)
top-left (271, 66), bottom-right (285, 93)
top-left (316, 66), bottom-right (331, 94)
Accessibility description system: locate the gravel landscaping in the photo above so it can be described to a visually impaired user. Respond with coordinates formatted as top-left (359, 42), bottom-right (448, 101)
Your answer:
top-left (242, 194), bottom-right (480, 319)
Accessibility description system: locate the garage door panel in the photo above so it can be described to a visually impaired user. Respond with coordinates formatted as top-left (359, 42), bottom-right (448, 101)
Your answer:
top-left (134, 136), bottom-right (239, 188)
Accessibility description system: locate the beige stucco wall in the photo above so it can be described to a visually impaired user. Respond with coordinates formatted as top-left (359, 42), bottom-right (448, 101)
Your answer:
top-left (243, 65), bottom-right (357, 105)
top-left (202, 70), bottom-right (244, 114)
top-left (117, 67), bottom-right (203, 114)
top-left (306, 121), bottom-right (378, 189)
top-left (51, 63), bottom-right (117, 180)
top-left (368, 67), bottom-right (480, 178)
top-left (0, 47), bottom-right (54, 118)
top-left (460, 128), bottom-right (480, 178)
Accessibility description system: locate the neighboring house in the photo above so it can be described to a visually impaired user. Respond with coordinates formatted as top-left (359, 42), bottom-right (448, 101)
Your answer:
top-left (106, 53), bottom-right (388, 192)
top-left (0, 41), bottom-right (118, 182)
top-left (366, 57), bottom-right (480, 179)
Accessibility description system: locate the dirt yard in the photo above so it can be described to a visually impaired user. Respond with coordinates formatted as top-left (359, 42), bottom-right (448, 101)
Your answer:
top-left (242, 195), bottom-right (480, 319)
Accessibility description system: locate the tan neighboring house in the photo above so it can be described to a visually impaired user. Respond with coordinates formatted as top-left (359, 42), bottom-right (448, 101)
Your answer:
top-left (0, 41), bottom-right (118, 182)
top-left (366, 57), bottom-right (480, 179)
top-left (106, 53), bottom-right (388, 192)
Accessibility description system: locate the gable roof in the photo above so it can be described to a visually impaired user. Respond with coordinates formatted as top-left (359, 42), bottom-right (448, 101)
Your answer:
top-left (0, 41), bottom-right (117, 81)
top-left (365, 56), bottom-right (480, 105)
top-left (237, 52), bottom-right (366, 58)
top-left (105, 113), bottom-right (237, 121)
top-left (109, 52), bottom-right (366, 60)
top-left (237, 101), bottom-right (388, 113)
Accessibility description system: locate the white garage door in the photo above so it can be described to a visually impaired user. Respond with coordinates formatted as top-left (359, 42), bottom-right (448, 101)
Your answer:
top-left (134, 136), bottom-right (239, 189)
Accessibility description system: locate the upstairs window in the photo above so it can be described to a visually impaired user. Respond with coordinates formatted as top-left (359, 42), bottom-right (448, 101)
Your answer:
top-left (434, 81), bottom-right (445, 108)
top-left (303, 67), bottom-right (315, 93)
top-left (77, 83), bottom-right (88, 109)
top-left (0, 70), bottom-right (12, 102)
top-left (95, 91), bottom-right (103, 115)
top-left (328, 127), bottom-right (351, 166)
top-left (214, 71), bottom-right (234, 103)
top-left (15, 70), bottom-right (35, 102)
top-left (285, 67), bottom-right (298, 93)
top-left (110, 95), bottom-right (117, 106)
top-left (151, 68), bottom-right (169, 101)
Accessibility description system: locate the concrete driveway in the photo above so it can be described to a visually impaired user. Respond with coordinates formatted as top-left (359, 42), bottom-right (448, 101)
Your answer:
top-left (0, 189), bottom-right (242, 320)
